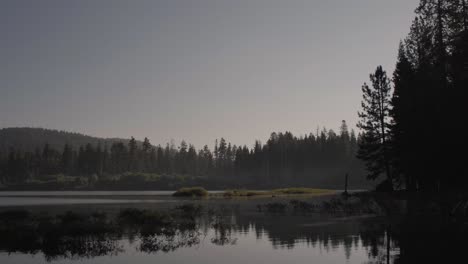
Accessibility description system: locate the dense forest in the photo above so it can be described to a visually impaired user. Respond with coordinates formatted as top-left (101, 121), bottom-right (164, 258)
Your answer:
top-left (358, 0), bottom-right (468, 193)
top-left (0, 123), bottom-right (368, 190)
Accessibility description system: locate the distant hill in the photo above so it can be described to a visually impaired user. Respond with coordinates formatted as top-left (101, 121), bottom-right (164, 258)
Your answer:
top-left (0, 127), bottom-right (137, 153)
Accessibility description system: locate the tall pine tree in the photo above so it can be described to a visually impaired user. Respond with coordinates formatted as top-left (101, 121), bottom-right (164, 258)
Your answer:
top-left (357, 66), bottom-right (393, 190)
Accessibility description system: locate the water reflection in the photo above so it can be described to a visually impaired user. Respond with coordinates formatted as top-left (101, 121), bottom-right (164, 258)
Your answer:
top-left (0, 205), bottom-right (464, 263)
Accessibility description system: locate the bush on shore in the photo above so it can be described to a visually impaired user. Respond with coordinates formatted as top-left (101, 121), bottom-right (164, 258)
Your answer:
top-left (173, 187), bottom-right (209, 197)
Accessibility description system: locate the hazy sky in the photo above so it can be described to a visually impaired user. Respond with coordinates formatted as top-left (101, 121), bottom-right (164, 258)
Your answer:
top-left (1, 0), bottom-right (419, 148)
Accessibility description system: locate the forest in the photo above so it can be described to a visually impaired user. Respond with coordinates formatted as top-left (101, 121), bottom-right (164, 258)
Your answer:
top-left (357, 0), bottom-right (468, 193)
top-left (0, 122), bottom-right (367, 190)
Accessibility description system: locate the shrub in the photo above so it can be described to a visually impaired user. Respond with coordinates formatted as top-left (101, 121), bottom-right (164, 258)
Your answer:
top-left (173, 187), bottom-right (208, 197)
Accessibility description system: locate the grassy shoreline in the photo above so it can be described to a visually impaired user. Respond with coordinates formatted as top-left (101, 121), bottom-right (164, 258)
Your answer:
top-left (220, 188), bottom-right (338, 198)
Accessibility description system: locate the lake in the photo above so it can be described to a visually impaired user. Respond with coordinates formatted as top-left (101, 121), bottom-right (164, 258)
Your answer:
top-left (0, 191), bottom-right (460, 264)
top-left (0, 190), bottom-right (223, 207)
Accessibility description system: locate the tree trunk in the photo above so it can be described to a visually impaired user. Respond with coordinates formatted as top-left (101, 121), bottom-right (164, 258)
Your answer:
top-left (344, 173), bottom-right (349, 195)
top-left (379, 79), bottom-right (392, 190)
top-left (386, 226), bottom-right (391, 264)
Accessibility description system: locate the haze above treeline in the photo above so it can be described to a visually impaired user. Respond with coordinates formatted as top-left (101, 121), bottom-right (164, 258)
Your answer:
top-left (1, 1), bottom-right (419, 147)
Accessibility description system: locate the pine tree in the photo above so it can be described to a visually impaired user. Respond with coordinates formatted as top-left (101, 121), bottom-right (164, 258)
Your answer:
top-left (187, 144), bottom-right (197, 176)
top-left (142, 137), bottom-right (151, 171)
top-left (61, 144), bottom-right (74, 175)
top-left (391, 43), bottom-right (416, 190)
top-left (128, 137), bottom-right (137, 171)
top-left (357, 66), bottom-right (393, 189)
top-left (178, 140), bottom-right (188, 174)
top-left (156, 146), bottom-right (164, 173)
top-left (449, 26), bottom-right (468, 190)
top-left (340, 120), bottom-right (351, 159)
top-left (213, 139), bottom-right (218, 170)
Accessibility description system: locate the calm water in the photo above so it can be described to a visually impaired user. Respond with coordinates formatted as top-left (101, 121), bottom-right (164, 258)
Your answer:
top-left (1, 230), bottom-right (390, 264)
top-left (0, 192), bottom-right (459, 264)
top-left (0, 191), bottom-right (180, 196)
top-left (0, 191), bottom-right (224, 207)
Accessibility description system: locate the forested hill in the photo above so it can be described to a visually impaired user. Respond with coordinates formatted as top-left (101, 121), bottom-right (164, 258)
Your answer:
top-left (0, 127), bottom-right (135, 153)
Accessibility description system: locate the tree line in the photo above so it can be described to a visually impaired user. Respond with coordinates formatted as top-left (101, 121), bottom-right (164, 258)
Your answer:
top-left (0, 121), bottom-right (367, 188)
top-left (357, 0), bottom-right (468, 192)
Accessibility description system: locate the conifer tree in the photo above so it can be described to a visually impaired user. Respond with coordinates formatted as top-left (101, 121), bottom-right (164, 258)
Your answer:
top-left (391, 43), bottom-right (416, 190)
top-left (357, 66), bottom-right (393, 189)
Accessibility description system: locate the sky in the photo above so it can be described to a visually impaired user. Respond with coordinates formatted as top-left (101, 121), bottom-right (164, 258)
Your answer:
top-left (1, 0), bottom-right (419, 148)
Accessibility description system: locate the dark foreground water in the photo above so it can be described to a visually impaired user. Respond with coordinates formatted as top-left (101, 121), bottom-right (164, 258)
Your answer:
top-left (0, 192), bottom-right (463, 264)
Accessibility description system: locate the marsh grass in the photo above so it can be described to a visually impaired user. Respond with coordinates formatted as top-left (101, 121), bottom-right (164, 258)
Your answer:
top-left (223, 189), bottom-right (265, 197)
top-left (222, 188), bottom-right (336, 198)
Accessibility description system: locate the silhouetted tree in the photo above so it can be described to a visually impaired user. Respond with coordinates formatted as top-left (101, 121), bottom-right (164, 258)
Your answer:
top-left (142, 137), bottom-right (152, 171)
top-left (61, 144), bottom-right (74, 175)
top-left (376, 0), bottom-right (468, 192)
top-left (128, 137), bottom-right (137, 171)
top-left (357, 66), bottom-right (393, 189)
top-left (391, 43), bottom-right (416, 190)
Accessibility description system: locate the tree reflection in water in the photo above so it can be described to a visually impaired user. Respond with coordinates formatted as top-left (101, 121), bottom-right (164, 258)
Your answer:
top-left (210, 208), bottom-right (238, 246)
top-left (0, 204), bottom-right (466, 263)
